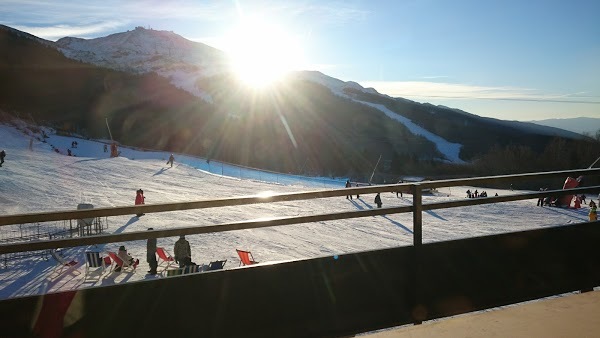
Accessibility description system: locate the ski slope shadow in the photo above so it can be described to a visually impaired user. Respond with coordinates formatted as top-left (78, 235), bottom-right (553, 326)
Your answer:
top-left (0, 257), bottom-right (80, 299)
top-left (425, 210), bottom-right (447, 221)
top-left (350, 199), bottom-right (366, 210)
top-left (113, 216), bottom-right (140, 235)
top-left (153, 167), bottom-right (170, 176)
top-left (358, 199), bottom-right (374, 209)
top-left (542, 206), bottom-right (589, 222)
top-left (72, 158), bottom-right (103, 165)
top-left (381, 215), bottom-right (413, 234)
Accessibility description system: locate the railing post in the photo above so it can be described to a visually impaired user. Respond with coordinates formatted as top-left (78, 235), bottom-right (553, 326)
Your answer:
top-left (412, 183), bottom-right (424, 324)
top-left (412, 184), bottom-right (422, 247)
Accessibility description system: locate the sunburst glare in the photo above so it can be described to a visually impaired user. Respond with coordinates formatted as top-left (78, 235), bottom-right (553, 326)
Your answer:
top-left (224, 17), bottom-right (305, 88)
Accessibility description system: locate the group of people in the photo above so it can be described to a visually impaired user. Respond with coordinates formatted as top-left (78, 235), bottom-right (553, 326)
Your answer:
top-left (146, 232), bottom-right (192, 275)
top-left (466, 189), bottom-right (489, 198)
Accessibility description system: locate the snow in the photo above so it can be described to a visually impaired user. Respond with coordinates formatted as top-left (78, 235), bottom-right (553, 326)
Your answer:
top-left (296, 71), bottom-right (465, 163)
top-left (0, 122), bottom-right (593, 300)
top-left (356, 101), bottom-right (465, 163)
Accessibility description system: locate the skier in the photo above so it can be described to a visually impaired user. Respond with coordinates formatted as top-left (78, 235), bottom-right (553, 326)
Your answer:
top-left (0, 149), bottom-right (5, 167)
top-left (167, 154), bottom-right (175, 167)
top-left (374, 193), bottom-right (382, 208)
top-left (345, 180), bottom-right (352, 200)
top-left (135, 189), bottom-right (145, 217)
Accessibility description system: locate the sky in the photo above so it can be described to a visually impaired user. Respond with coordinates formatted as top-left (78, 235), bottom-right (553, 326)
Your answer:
top-left (1, 0), bottom-right (599, 121)
top-left (0, 118), bottom-right (595, 300)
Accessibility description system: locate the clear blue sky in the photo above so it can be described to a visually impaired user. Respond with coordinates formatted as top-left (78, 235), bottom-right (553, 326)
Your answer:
top-left (1, 0), bottom-right (599, 121)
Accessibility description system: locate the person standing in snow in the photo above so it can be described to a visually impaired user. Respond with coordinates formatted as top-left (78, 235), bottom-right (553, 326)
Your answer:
top-left (345, 180), bottom-right (353, 200)
top-left (589, 201), bottom-right (597, 221)
top-left (374, 193), bottom-right (382, 208)
top-left (167, 154), bottom-right (175, 168)
top-left (0, 149), bottom-right (5, 167)
top-left (537, 188), bottom-right (545, 207)
top-left (103, 144), bottom-right (108, 153)
top-left (146, 228), bottom-right (158, 275)
top-left (135, 189), bottom-right (145, 217)
top-left (174, 235), bottom-right (191, 268)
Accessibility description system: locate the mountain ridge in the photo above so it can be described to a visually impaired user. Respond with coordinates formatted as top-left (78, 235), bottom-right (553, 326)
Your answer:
top-left (1, 24), bottom-right (597, 178)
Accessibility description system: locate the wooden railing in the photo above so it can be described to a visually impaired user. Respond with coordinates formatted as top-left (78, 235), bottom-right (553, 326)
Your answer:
top-left (0, 168), bottom-right (599, 337)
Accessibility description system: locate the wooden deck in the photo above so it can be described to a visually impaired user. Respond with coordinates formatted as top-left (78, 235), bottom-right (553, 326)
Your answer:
top-left (361, 290), bottom-right (600, 338)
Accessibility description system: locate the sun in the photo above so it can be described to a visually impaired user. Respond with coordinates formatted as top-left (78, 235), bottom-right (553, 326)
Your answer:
top-left (225, 18), bottom-right (305, 88)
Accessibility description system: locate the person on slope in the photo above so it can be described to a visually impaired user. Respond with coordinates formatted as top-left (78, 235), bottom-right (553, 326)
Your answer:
top-left (0, 149), bottom-right (5, 167)
top-left (135, 189), bottom-right (145, 217)
top-left (167, 154), bottom-right (175, 168)
top-left (590, 201), bottom-right (598, 222)
top-left (374, 193), bottom-right (382, 208)
top-left (345, 180), bottom-right (353, 200)
top-left (174, 235), bottom-right (191, 268)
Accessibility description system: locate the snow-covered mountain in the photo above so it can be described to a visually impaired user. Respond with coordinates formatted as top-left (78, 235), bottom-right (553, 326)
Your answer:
top-left (55, 26), bottom-right (228, 102)
top-left (2, 24), bottom-right (595, 172)
top-left (529, 117), bottom-right (600, 136)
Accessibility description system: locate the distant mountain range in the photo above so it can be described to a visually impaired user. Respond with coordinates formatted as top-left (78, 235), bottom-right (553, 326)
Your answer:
top-left (529, 117), bottom-right (600, 136)
top-left (0, 24), bottom-right (596, 178)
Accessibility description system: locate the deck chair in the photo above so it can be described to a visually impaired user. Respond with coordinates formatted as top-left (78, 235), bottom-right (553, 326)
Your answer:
top-left (165, 268), bottom-right (184, 277)
top-left (182, 264), bottom-right (206, 274)
top-left (207, 260), bottom-right (227, 271)
top-left (236, 249), bottom-right (259, 266)
top-left (50, 250), bottom-right (80, 276)
top-left (107, 251), bottom-right (136, 273)
top-left (156, 247), bottom-right (176, 271)
top-left (83, 251), bottom-right (108, 281)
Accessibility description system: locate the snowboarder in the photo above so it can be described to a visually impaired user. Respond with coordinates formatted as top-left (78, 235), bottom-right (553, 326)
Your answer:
top-left (167, 154), bottom-right (175, 167)
top-left (0, 149), bottom-right (5, 167)
top-left (135, 189), bottom-right (145, 217)
top-left (174, 235), bottom-right (191, 268)
top-left (374, 193), bottom-right (382, 208)
top-left (345, 180), bottom-right (352, 200)
top-left (146, 228), bottom-right (158, 275)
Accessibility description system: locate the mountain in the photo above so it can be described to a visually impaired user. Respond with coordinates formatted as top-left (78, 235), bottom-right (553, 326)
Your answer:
top-left (529, 117), bottom-right (600, 136)
top-left (1, 24), bottom-right (597, 178)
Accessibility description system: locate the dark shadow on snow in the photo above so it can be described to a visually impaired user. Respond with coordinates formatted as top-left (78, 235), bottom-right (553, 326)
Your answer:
top-left (425, 210), bottom-right (447, 221)
top-left (153, 167), bottom-right (170, 176)
top-left (382, 215), bottom-right (413, 234)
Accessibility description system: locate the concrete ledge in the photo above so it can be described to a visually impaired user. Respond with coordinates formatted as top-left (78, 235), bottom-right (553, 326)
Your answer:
top-left (362, 290), bottom-right (600, 338)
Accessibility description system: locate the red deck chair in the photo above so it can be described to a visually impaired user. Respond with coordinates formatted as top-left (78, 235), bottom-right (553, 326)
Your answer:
top-left (156, 247), bottom-right (176, 271)
top-left (236, 249), bottom-right (258, 266)
top-left (107, 251), bottom-right (136, 273)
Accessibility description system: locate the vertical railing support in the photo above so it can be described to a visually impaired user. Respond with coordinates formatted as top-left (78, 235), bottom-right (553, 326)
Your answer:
top-left (412, 183), bottom-right (424, 324)
top-left (412, 184), bottom-right (423, 247)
